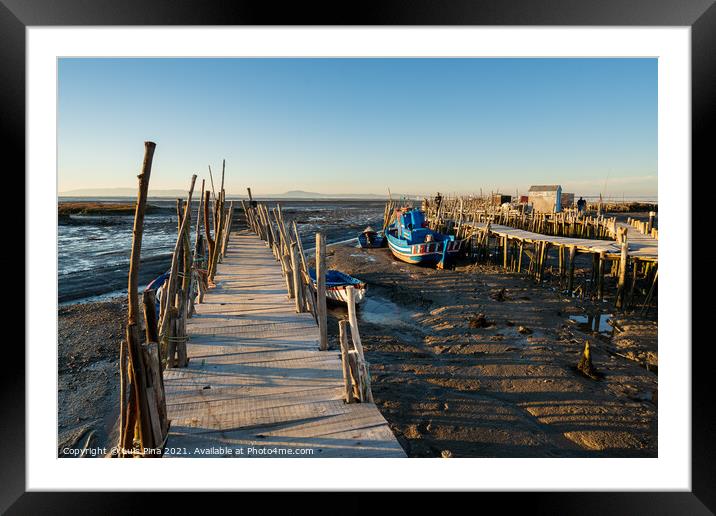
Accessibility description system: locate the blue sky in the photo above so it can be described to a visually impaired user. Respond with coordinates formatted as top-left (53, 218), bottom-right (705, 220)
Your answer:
top-left (58, 58), bottom-right (657, 197)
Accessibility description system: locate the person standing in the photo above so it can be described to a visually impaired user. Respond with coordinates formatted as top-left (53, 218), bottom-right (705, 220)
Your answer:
top-left (434, 192), bottom-right (442, 210)
top-left (577, 196), bottom-right (586, 213)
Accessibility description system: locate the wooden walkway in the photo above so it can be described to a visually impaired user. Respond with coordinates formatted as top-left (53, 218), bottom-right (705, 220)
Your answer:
top-left (162, 230), bottom-right (406, 457)
top-left (480, 222), bottom-right (658, 260)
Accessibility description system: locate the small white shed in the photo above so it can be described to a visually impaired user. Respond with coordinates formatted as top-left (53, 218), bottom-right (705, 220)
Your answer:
top-left (528, 185), bottom-right (563, 213)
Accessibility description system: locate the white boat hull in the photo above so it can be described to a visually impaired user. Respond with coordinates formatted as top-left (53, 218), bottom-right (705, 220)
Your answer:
top-left (326, 285), bottom-right (366, 304)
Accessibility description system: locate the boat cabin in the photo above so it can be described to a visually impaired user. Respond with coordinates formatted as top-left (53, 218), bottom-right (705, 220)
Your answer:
top-left (394, 208), bottom-right (433, 244)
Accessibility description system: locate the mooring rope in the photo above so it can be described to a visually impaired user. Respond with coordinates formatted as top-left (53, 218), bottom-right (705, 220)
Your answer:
top-left (165, 335), bottom-right (190, 343)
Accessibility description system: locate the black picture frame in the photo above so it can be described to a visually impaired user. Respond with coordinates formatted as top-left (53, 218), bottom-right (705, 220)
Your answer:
top-left (5, 0), bottom-right (711, 512)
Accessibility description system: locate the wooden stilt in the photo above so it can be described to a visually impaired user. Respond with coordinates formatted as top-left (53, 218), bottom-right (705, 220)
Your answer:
top-left (316, 232), bottom-right (328, 351)
top-left (338, 320), bottom-right (355, 404)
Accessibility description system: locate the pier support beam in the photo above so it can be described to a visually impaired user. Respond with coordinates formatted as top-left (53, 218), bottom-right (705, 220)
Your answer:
top-left (567, 245), bottom-right (576, 293)
top-left (597, 251), bottom-right (606, 301)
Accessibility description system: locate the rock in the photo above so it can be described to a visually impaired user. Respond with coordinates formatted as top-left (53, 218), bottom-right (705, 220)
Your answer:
top-left (468, 313), bottom-right (490, 328)
top-left (404, 424), bottom-right (422, 440)
top-left (577, 340), bottom-right (601, 380)
top-left (517, 326), bottom-right (532, 335)
top-left (491, 288), bottom-right (508, 302)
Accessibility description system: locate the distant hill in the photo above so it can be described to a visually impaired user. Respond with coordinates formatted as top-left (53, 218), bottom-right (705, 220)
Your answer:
top-left (60, 187), bottom-right (189, 198)
top-left (60, 188), bottom-right (421, 200)
top-left (269, 190), bottom-right (397, 200)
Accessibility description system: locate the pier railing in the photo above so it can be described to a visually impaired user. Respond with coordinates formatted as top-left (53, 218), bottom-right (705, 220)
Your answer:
top-left (241, 198), bottom-right (374, 403)
top-left (115, 144), bottom-right (236, 457)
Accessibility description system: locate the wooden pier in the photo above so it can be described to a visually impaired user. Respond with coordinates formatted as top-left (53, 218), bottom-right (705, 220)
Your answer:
top-left (160, 230), bottom-right (406, 457)
top-left (484, 221), bottom-right (658, 260)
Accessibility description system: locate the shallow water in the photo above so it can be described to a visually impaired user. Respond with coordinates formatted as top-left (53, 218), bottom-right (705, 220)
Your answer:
top-left (58, 198), bottom-right (386, 303)
top-left (569, 313), bottom-right (614, 335)
top-left (359, 297), bottom-right (419, 327)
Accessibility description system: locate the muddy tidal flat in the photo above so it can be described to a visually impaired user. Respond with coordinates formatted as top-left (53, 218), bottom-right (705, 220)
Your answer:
top-left (58, 300), bottom-right (124, 456)
top-left (320, 245), bottom-right (658, 458)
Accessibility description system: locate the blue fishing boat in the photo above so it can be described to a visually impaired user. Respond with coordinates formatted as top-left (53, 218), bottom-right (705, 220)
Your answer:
top-left (146, 271), bottom-right (170, 317)
top-left (358, 226), bottom-right (386, 248)
top-left (308, 268), bottom-right (367, 304)
top-left (385, 208), bottom-right (461, 267)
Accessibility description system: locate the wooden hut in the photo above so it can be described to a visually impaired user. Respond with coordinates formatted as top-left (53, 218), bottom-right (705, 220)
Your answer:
top-left (561, 192), bottom-right (575, 209)
top-left (491, 194), bottom-right (512, 206)
top-left (528, 184), bottom-right (562, 213)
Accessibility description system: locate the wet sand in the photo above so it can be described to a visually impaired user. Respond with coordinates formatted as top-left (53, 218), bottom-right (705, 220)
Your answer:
top-left (321, 245), bottom-right (658, 457)
top-left (58, 300), bottom-right (124, 456)
top-left (58, 241), bottom-right (658, 458)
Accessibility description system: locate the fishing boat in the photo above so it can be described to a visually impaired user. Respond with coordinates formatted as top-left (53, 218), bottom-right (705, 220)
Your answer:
top-left (358, 226), bottom-right (386, 248)
top-left (308, 268), bottom-right (366, 304)
top-left (146, 271), bottom-right (170, 317)
top-left (385, 208), bottom-right (461, 267)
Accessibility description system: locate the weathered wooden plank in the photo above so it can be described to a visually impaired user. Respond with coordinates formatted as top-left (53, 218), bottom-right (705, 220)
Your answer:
top-left (164, 406), bottom-right (405, 457)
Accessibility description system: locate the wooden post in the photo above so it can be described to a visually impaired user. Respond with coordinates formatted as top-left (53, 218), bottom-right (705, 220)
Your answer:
top-left (159, 175), bottom-right (197, 338)
top-left (537, 241), bottom-right (546, 283)
top-left (141, 289), bottom-right (166, 436)
top-left (567, 245), bottom-right (576, 293)
top-left (346, 287), bottom-right (373, 403)
top-left (175, 288), bottom-right (188, 367)
top-left (640, 270), bottom-right (658, 315)
top-left (517, 240), bottom-right (524, 273)
top-left (143, 341), bottom-right (167, 440)
top-left (647, 211), bottom-right (655, 233)
top-left (616, 230), bottom-right (629, 309)
top-left (345, 287), bottom-right (365, 358)
top-left (180, 199), bottom-right (192, 315)
top-left (290, 242), bottom-right (303, 312)
top-left (627, 257), bottom-right (639, 308)
top-left (282, 252), bottom-right (295, 298)
top-left (303, 270), bottom-right (319, 323)
top-left (142, 290), bottom-right (159, 345)
top-left (203, 190), bottom-right (215, 278)
top-left (292, 220), bottom-right (309, 274)
top-left (597, 251), bottom-right (606, 300)
top-left (122, 142), bottom-right (157, 456)
top-left (338, 320), bottom-right (355, 404)
top-left (503, 235), bottom-right (508, 269)
top-left (190, 179), bottom-right (205, 314)
top-left (316, 232), bottom-right (328, 351)
top-left (220, 202), bottom-right (233, 259)
top-left (557, 244), bottom-right (564, 283)
top-left (118, 339), bottom-right (127, 456)
top-left (128, 141), bottom-right (156, 325)
top-left (125, 323), bottom-right (154, 452)
top-left (207, 164), bottom-right (216, 200)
